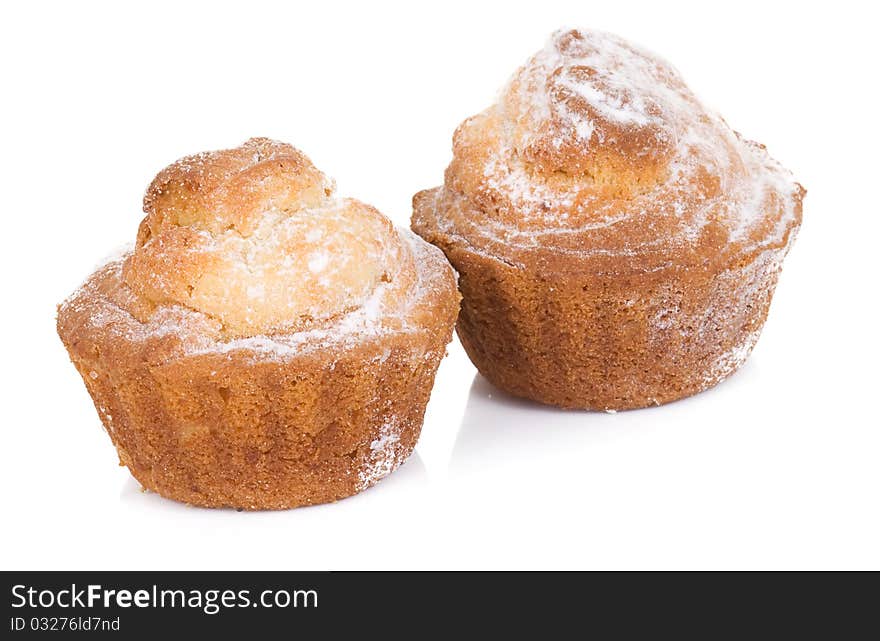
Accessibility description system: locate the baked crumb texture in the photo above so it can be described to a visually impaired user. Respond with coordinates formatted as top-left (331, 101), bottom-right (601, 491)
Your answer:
top-left (413, 29), bottom-right (804, 410)
top-left (58, 138), bottom-right (460, 509)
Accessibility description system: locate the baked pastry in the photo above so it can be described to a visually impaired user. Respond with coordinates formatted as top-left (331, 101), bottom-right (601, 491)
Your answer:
top-left (413, 29), bottom-right (804, 410)
top-left (58, 138), bottom-right (459, 509)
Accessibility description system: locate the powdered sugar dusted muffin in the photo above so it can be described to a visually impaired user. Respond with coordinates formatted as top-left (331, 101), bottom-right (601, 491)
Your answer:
top-left (413, 29), bottom-right (803, 410)
top-left (58, 138), bottom-right (459, 509)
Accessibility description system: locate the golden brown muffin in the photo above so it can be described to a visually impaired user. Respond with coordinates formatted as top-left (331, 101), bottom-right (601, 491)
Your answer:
top-left (413, 29), bottom-right (804, 410)
top-left (58, 138), bottom-right (459, 509)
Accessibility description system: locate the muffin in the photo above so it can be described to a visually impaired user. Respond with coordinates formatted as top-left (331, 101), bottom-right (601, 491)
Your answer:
top-left (413, 29), bottom-right (804, 410)
top-left (58, 138), bottom-right (459, 509)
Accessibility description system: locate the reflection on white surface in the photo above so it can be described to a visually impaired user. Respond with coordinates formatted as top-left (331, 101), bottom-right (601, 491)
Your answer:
top-left (450, 366), bottom-right (756, 486)
top-left (445, 364), bottom-right (784, 545)
top-left (437, 359), bottom-right (876, 568)
top-left (453, 374), bottom-right (628, 470)
top-left (108, 452), bottom-right (434, 569)
top-left (19, 346), bottom-right (880, 570)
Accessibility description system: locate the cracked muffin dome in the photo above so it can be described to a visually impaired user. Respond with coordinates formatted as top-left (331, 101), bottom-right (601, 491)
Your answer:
top-left (58, 138), bottom-right (459, 509)
top-left (413, 29), bottom-right (804, 410)
top-left (126, 138), bottom-right (416, 339)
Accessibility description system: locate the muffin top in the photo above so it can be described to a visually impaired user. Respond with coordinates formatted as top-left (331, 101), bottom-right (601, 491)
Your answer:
top-left (58, 138), bottom-right (458, 357)
top-left (414, 29), bottom-right (804, 272)
top-left (123, 138), bottom-right (420, 339)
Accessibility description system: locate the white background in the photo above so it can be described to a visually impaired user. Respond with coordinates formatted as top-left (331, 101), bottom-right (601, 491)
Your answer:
top-left (2, 1), bottom-right (877, 570)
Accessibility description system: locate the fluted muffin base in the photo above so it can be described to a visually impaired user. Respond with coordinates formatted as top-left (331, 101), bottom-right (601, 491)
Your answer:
top-left (58, 258), bottom-right (458, 510)
top-left (429, 237), bottom-right (789, 410)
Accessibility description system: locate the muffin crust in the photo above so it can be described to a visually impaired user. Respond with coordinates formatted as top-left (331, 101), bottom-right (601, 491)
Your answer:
top-left (413, 29), bottom-right (803, 410)
top-left (59, 139), bottom-right (459, 508)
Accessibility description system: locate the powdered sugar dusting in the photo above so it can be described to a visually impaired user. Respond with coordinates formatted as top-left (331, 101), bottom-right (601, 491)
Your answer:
top-left (356, 416), bottom-right (406, 491)
top-left (702, 328), bottom-right (762, 388)
top-left (428, 29), bottom-right (803, 269)
top-left (59, 228), bottom-right (448, 363)
top-left (525, 29), bottom-right (683, 145)
top-left (307, 250), bottom-right (330, 273)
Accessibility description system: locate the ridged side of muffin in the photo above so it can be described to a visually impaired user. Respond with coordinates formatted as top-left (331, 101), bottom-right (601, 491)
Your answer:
top-left (415, 195), bottom-right (787, 409)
